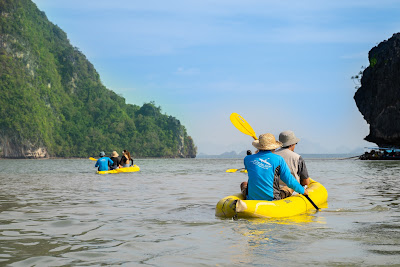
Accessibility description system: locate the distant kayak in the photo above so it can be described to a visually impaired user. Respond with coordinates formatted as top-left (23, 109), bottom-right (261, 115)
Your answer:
top-left (96, 165), bottom-right (140, 174)
top-left (215, 179), bottom-right (328, 219)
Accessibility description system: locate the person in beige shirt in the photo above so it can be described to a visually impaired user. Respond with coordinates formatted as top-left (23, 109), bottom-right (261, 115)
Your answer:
top-left (274, 130), bottom-right (310, 197)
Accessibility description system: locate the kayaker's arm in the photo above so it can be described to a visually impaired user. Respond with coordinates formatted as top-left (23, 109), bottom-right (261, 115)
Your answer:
top-left (298, 157), bottom-right (310, 186)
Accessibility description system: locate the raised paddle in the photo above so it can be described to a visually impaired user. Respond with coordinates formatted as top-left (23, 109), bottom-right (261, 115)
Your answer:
top-left (230, 112), bottom-right (320, 211)
top-left (89, 157), bottom-right (97, 161)
top-left (230, 113), bottom-right (258, 140)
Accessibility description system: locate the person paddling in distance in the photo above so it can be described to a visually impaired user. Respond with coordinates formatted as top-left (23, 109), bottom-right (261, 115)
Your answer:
top-left (119, 150), bottom-right (133, 168)
top-left (240, 133), bottom-right (308, 201)
top-left (95, 151), bottom-right (114, 172)
top-left (109, 151), bottom-right (120, 170)
top-left (274, 131), bottom-right (310, 196)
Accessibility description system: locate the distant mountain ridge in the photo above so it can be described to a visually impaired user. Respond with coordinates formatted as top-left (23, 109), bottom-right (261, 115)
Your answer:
top-left (197, 150), bottom-right (249, 159)
top-left (0, 0), bottom-right (196, 158)
top-left (197, 151), bottom-right (361, 159)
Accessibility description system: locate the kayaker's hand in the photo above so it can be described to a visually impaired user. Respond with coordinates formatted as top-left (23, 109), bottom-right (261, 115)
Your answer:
top-left (303, 188), bottom-right (309, 196)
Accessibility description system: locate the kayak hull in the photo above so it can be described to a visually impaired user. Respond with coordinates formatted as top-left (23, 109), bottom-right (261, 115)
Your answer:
top-left (215, 179), bottom-right (328, 219)
top-left (96, 165), bottom-right (140, 174)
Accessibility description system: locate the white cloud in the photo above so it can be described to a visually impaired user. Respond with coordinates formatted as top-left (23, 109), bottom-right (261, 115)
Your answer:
top-left (174, 67), bottom-right (200, 76)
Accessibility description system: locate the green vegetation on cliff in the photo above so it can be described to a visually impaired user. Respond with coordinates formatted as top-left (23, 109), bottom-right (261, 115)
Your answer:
top-left (0, 0), bottom-right (197, 158)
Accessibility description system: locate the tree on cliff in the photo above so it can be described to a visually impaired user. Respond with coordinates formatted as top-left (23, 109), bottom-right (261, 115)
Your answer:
top-left (0, 0), bottom-right (197, 158)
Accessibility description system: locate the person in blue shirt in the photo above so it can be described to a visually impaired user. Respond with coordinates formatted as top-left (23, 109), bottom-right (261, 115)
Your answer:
top-left (95, 151), bottom-right (113, 172)
top-left (240, 133), bottom-right (308, 201)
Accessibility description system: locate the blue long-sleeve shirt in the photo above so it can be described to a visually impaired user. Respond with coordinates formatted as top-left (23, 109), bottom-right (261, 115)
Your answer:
top-left (244, 150), bottom-right (305, 201)
top-left (95, 157), bottom-right (114, 171)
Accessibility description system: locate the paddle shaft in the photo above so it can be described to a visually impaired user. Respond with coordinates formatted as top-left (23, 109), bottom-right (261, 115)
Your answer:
top-left (304, 195), bottom-right (320, 211)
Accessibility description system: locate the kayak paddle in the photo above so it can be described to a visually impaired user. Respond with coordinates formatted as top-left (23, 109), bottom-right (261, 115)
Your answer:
top-left (89, 157), bottom-right (97, 161)
top-left (303, 194), bottom-right (320, 211)
top-left (226, 168), bottom-right (245, 173)
top-left (230, 113), bottom-right (258, 140)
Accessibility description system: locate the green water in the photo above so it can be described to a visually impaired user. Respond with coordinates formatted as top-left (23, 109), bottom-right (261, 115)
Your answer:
top-left (0, 158), bottom-right (399, 266)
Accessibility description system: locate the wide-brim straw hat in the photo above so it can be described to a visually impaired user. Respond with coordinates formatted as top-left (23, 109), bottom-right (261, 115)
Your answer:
top-left (279, 130), bottom-right (300, 147)
top-left (111, 151), bottom-right (119, 157)
top-left (252, 133), bottom-right (283, 150)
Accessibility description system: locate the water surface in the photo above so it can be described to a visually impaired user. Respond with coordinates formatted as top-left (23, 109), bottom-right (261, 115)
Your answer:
top-left (0, 158), bottom-right (399, 266)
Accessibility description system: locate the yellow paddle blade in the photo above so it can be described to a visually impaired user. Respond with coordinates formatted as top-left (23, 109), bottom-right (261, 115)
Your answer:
top-left (89, 157), bottom-right (97, 161)
top-left (226, 168), bottom-right (246, 173)
top-left (230, 113), bottom-right (258, 140)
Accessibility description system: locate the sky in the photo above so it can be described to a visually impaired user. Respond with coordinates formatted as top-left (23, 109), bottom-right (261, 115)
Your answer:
top-left (31, 0), bottom-right (400, 155)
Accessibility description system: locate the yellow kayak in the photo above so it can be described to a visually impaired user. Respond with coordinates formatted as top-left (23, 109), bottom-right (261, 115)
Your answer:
top-left (96, 165), bottom-right (140, 174)
top-left (215, 179), bottom-right (328, 219)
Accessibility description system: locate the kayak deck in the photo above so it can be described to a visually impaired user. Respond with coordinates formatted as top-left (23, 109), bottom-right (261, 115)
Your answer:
top-left (215, 179), bottom-right (328, 219)
top-left (96, 165), bottom-right (140, 174)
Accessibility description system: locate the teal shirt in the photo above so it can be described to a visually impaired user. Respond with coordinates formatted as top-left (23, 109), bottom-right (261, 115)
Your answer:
top-left (95, 157), bottom-right (113, 171)
top-left (244, 150), bottom-right (305, 200)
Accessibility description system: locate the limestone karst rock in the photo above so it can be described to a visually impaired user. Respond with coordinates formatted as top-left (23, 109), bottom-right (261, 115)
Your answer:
top-left (354, 33), bottom-right (400, 148)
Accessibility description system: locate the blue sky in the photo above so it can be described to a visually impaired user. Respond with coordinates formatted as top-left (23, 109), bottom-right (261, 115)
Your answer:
top-left (32, 0), bottom-right (400, 154)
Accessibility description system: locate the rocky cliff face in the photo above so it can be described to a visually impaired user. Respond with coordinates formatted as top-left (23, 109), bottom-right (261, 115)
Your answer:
top-left (354, 33), bottom-right (400, 148)
top-left (0, 134), bottom-right (48, 158)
